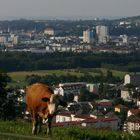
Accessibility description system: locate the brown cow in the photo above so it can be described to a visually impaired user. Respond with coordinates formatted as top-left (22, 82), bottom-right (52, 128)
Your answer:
top-left (25, 83), bottom-right (67, 135)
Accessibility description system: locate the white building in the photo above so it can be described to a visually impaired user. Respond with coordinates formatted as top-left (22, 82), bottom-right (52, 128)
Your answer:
top-left (56, 112), bottom-right (72, 122)
top-left (96, 25), bottom-right (109, 44)
top-left (83, 29), bottom-right (94, 44)
top-left (127, 109), bottom-right (140, 117)
top-left (124, 115), bottom-right (140, 133)
top-left (86, 84), bottom-right (98, 94)
top-left (54, 82), bottom-right (86, 97)
top-left (121, 88), bottom-right (131, 100)
top-left (120, 35), bottom-right (128, 44)
top-left (11, 35), bottom-right (19, 45)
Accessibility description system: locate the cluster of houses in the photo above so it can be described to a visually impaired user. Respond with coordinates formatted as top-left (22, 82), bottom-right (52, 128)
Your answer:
top-left (50, 74), bottom-right (140, 134)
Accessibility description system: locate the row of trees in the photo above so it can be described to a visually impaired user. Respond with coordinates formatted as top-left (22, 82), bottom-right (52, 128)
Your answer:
top-left (0, 19), bottom-right (45, 31)
top-left (1, 51), bottom-right (140, 72)
top-left (25, 71), bottom-right (121, 86)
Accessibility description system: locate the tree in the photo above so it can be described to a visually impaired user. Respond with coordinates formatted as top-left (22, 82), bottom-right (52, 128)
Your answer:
top-left (113, 98), bottom-right (124, 106)
top-left (0, 72), bottom-right (21, 120)
top-left (98, 82), bottom-right (104, 99)
top-left (79, 87), bottom-right (96, 102)
top-left (0, 72), bottom-right (10, 119)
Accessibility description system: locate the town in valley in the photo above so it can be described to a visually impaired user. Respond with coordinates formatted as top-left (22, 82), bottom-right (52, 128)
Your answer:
top-left (1, 16), bottom-right (140, 136)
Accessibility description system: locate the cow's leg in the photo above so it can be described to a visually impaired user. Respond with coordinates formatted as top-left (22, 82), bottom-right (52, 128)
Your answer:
top-left (32, 112), bottom-right (38, 134)
top-left (37, 116), bottom-right (42, 133)
top-left (46, 115), bottom-right (53, 136)
top-left (47, 121), bottom-right (52, 136)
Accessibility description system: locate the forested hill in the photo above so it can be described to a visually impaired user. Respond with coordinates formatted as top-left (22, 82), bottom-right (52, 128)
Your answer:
top-left (0, 51), bottom-right (140, 72)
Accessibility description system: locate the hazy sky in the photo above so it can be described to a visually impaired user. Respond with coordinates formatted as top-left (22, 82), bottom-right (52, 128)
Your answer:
top-left (0, 0), bottom-right (140, 19)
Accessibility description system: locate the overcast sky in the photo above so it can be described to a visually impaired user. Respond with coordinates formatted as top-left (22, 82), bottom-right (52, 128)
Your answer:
top-left (0, 0), bottom-right (140, 20)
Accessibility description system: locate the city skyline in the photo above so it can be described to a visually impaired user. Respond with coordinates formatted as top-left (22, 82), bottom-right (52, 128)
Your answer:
top-left (0, 0), bottom-right (140, 20)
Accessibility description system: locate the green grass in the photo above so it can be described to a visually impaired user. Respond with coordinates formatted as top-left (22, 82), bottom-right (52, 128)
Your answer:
top-left (0, 120), bottom-right (140, 140)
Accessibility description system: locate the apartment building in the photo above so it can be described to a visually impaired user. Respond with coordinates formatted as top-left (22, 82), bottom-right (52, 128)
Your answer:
top-left (96, 25), bottom-right (109, 44)
top-left (83, 29), bottom-right (94, 44)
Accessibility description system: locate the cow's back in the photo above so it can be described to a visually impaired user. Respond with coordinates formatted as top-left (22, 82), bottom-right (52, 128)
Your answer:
top-left (26, 83), bottom-right (54, 112)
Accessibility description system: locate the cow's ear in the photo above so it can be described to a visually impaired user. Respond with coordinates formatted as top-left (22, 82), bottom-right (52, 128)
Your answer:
top-left (42, 97), bottom-right (50, 102)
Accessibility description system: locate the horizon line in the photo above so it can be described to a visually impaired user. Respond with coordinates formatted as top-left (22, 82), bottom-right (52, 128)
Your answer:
top-left (1, 15), bottom-right (139, 21)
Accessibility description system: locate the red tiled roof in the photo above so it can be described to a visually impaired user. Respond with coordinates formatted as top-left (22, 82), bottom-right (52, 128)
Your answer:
top-left (137, 97), bottom-right (140, 101)
top-left (82, 117), bottom-right (117, 123)
top-left (129, 109), bottom-right (140, 115)
top-left (126, 115), bottom-right (140, 123)
top-left (97, 102), bottom-right (112, 106)
top-left (52, 117), bottom-right (117, 127)
top-left (57, 112), bottom-right (71, 117)
top-left (52, 121), bottom-right (81, 127)
top-left (74, 114), bottom-right (92, 119)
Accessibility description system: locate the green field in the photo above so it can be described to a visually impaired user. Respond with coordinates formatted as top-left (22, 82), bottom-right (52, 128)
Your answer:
top-left (7, 68), bottom-right (127, 87)
top-left (8, 69), bottom-right (85, 87)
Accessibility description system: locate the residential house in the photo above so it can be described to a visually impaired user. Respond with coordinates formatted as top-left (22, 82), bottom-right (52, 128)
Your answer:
top-left (55, 111), bottom-right (72, 122)
top-left (124, 74), bottom-right (140, 86)
top-left (90, 109), bottom-right (104, 118)
top-left (54, 82), bottom-right (86, 101)
top-left (115, 104), bottom-right (128, 113)
top-left (127, 108), bottom-right (140, 117)
top-left (105, 112), bottom-right (121, 127)
top-left (86, 83), bottom-right (99, 94)
top-left (67, 102), bottom-right (93, 114)
top-left (124, 115), bottom-right (140, 133)
top-left (96, 99), bottom-right (113, 111)
top-left (121, 87), bottom-right (131, 101)
top-left (55, 111), bottom-right (92, 123)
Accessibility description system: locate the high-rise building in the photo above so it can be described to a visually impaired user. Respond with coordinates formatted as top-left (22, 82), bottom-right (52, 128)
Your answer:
top-left (83, 29), bottom-right (94, 44)
top-left (11, 34), bottom-right (19, 45)
top-left (13, 36), bottom-right (19, 45)
top-left (96, 25), bottom-right (109, 44)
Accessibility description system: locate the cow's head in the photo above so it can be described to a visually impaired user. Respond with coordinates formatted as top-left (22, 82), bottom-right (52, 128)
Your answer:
top-left (42, 94), bottom-right (67, 116)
